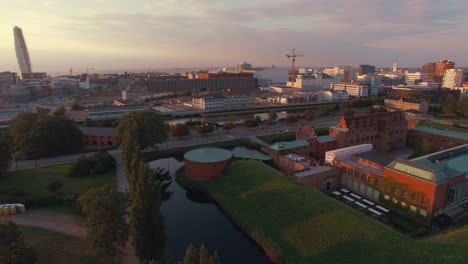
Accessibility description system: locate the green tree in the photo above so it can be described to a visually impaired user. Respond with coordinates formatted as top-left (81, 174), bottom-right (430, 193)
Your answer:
top-left (0, 133), bottom-right (12, 177)
top-left (53, 105), bottom-right (66, 116)
top-left (71, 100), bottom-right (84, 111)
top-left (9, 113), bottom-right (82, 159)
top-left (268, 111), bottom-right (278, 121)
top-left (459, 98), bottom-right (468, 117)
top-left (442, 94), bottom-right (457, 116)
top-left (171, 124), bottom-right (189, 137)
top-left (78, 185), bottom-right (129, 254)
top-left (130, 162), bottom-right (167, 263)
top-left (0, 221), bottom-right (34, 264)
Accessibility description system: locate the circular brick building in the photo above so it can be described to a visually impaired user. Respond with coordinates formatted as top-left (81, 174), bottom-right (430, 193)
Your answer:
top-left (184, 147), bottom-right (232, 180)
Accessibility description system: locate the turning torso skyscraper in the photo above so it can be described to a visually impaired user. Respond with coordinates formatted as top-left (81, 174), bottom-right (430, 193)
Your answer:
top-left (13, 26), bottom-right (32, 75)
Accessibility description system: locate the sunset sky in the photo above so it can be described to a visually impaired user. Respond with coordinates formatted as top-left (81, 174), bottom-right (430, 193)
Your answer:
top-left (1, 0), bottom-right (467, 73)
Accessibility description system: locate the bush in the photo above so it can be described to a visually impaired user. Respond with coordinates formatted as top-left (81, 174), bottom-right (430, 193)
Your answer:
top-left (69, 151), bottom-right (114, 177)
top-left (244, 119), bottom-right (258, 128)
top-left (171, 123), bottom-right (189, 137)
top-left (47, 180), bottom-right (63, 193)
top-left (69, 156), bottom-right (95, 177)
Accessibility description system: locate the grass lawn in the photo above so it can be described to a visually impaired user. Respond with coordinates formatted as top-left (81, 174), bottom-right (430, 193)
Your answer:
top-left (178, 160), bottom-right (468, 264)
top-left (20, 226), bottom-right (112, 264)
top-left (3, 164), bottom-right (115, 196)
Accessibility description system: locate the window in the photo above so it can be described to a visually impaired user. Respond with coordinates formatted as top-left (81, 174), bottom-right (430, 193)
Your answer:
top-left (448, 189), bottom-right (456, 203)
top-left (411, 193), bottom-right (417, 201)
top-left (347, 169), bottom-right (353, 175)
top-left (402, 191), bottom-right (408, 199)
top-left (421, 197), bottom-right (429, 206)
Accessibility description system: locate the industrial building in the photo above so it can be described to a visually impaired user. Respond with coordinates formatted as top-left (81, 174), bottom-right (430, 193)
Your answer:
top-left (184, 147), bottom-right (232, 180)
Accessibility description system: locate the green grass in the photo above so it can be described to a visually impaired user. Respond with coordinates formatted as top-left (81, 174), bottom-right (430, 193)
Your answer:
top-left (20, 226), bottom-right (112, 264)
top-left (178, 160), bottom-right (468, 264)
top-left (3, 164), bottom-right (115, 196)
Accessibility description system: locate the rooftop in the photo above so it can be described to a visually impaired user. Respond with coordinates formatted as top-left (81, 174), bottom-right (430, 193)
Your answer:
top-left (330, 126), bottom-right (349, 132)
top-left (294, 166), bottom-right (333, 177)
top-left (317, 135), bottom-right (336, 144)
top-left (387, 144), bottom-right (468, 184)
top-left (354, 151), bottom-right (394, 167)
top-left (339, 158), bottom-right (384, 177)
top-left (270, 140), bottom-right (309, 151)
top-left (184, 147), bottom-right (232, 163)
top-left (410, 127), bottom-right (468, 141)
top-left (231, 147), bottom-right (272, 161)
top-left (79, 127), bottom-right (117, 137)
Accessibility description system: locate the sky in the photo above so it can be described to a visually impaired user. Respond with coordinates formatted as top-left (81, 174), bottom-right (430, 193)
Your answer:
top-left (1, 0), bottom-right (467, 73)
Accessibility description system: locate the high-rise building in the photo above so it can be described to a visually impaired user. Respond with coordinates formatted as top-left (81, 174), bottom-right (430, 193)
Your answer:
top-left (422, 62), bottom-right (436, 81)
top-left (392, 63), bottom-right (398, 73)
top-left (13, 26), bottom-right (32, 76)
top-left (357, 65), bottom-right (376, 76)
top-left (434, 59), bottom-right (455, 83)
top-left (442, 69), bottom-right (464, 89)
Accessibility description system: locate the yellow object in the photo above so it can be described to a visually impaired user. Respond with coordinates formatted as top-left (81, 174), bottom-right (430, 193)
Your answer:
top-left (9, 206), bottom-right (17, 214)
top-left (3, 206), bottom-right (10, 215)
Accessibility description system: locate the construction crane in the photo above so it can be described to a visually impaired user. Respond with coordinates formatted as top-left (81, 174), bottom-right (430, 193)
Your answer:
top-left (69, 67), bottom-right (95, 76)
top-left (286, 48), bottom-right (304, 96)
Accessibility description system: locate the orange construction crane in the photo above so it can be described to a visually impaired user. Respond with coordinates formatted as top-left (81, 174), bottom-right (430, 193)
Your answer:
top-left (286, 48), bottom-right (304, 96)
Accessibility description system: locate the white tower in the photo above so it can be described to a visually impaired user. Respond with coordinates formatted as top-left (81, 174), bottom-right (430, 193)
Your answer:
top-left (13, 26), bottom-right (32, 76)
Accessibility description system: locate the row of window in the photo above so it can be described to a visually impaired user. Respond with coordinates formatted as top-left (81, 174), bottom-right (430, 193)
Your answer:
top-left (384, 184), bottom-right (430, 205)
top-left (384, 195), bottom-right (428, 217)
top-left (341, 176), bottom-right (380, 201)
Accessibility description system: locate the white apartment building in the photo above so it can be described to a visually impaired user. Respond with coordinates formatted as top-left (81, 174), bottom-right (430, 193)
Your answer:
top-left (192, 94), bottom-right (256, 110)
top-left (331, 83), bottom-right (369, 98)
top-left (405, 72), bottom-right (428, 86)
top-left (322, 90), bottom-right (349, 102)
top-left (442, 69), bottom-right (464, 89)
top-left (291, 71), bottom-right (336, 91)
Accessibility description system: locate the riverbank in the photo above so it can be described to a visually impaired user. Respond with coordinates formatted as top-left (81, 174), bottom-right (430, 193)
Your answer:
top-left (177, 160), bottom-right (468, 264)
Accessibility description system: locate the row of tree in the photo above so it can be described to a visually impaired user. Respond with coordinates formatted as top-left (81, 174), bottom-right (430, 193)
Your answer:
top-left (442, 96), bottom-right (468, 117)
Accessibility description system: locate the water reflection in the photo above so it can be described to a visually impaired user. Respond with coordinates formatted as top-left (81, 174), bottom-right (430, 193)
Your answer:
top-left (148, 158), bottom-right (269, 264)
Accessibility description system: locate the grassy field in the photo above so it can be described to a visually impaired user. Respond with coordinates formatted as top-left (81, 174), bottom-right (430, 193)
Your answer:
top-left (3, 164), bottom-right (115, 196)
top-left (178, 160), bottom-right (468, 264)
top-left (20, 226), bottom-right (112, 264)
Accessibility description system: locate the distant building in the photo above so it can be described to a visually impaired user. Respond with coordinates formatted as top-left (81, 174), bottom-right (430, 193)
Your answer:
top-left (434, 59), bottom-right (455, 83)
top-left (191, 93), bottom-right (256, 110)
top-left (384, 86), bottom-right (460, 104)
top-left (79, 74), bottom-right (91, 90)
top-left (323, 66), bottom-right (354, 82)
top-left (422, 62), bottom-right (436, 81)
top-left (290, 71), bottom-right (335, 91)
top-left (442, 69), bottom-right (464, 89)
top-left (384, 98), bottom-right (429, 113)
top-left (86, 104), bottom-right (147, 120)
top-left (80, 127), bottom-right (119, 147)
top-left (0, 72), bottom-right (18, 89)
top-left (392, 63), bottom-right (398, 73)
top-left (236, 62), bottom-right (252, 72)
top-left (405, 72), bottom-right (427, 86)
top-left (358, 65), bottom-right (376, 76)
top-left (0, 85), bottom-right (32, 104)
top-left (331, 83), bottom-right (369, 98)
top-left (21, 72), bottom-right (47, 80)
top-left (379, 75), bottom-right (405, 86)
top-left (329, 111), bottom-right (408, 153)
top-left (323, 90), bottom-right (349, 102)
top-left (13, 26), bottom-right (32, 76)
top-left (50, 76), bottom-right (79, 95)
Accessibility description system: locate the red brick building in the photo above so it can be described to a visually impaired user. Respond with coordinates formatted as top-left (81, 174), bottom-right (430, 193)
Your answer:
top-left (80, 127), bottom-right (119, 147)
top-left (329, 111), bottom-right (407, 153)
top-left (184, 147), bottom-right (232, 180)
top-left (434, 59), bottom-right (455, 83)
top-left (407, 127), bottom-right (468, 150)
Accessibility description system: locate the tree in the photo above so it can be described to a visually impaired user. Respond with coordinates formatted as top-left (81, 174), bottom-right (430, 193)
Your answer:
top-left (0, 133), bottom-right (12, 177)
top-left (171, 124), bottom-right (189, 137)
top-left (178, 243), bottom-right (220, 264)
top-left (53, 105), bottom-right (66, 116)
top-left (304, 112), bottom-right (314, 121)
top-left (71, 100), bottom-right (84, 111)
top-left (268, 111), bottom-right (278, 121)
top-left (117, 111), bottom-right (168, 151)
top-left (9, 113), bottom-right (82, 159)
top-left (459, 98), bottom-right (468, 117)
top-left (0, 221), bottom-right (35, 264)
top-left (179, 243), bottom-right (198, 264)
top-left (442, 94), bottom-right (457, 116)
top-left (36, 107), bottom-right (50, 115)
top-left (78, 185), bottom-right (129, 254)
top-left (342, 109), bottom-right (355, 117)
top-left (130, 162), bottom-right (167, 263)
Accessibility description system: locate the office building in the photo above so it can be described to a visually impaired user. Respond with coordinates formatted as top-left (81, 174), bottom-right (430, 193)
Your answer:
top-left (405, 72), bottom-right (428, 86)
top-left (13, 26), bottom-right (32, 76)
top-left (191, 93), bottom-right (256, 110)
top-left (323, 90), bottom-right (349, 102)
top-left (358, 65), bottom-right (376, 76)
top-left (323, 66), bottom-right (354, 82)
top-left (442, 69), bottom-right (464, 89)
top-left (329, 111), bottom-right (408, 153)
top-left (384, 98), bottom-right (429, 113)
top-left (0, 72), bottom-right (18, 89)
top-left (290, 71), bottom-right (335, 91)
top-left (434, 60), bottom-right (455, 83)
top-left (422, 62), bottom-right (436, 81)
top-left (331, 83), bottom-right (369, 98)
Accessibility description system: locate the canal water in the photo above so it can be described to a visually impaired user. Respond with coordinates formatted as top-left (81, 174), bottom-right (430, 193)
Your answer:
top-left (148, 157), bottom-right (269, 264)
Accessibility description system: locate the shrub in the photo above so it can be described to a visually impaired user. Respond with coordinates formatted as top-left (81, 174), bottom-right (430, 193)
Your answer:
top-left (47, 180), bottom-right (63, 193)
top-left (171, 123), bottom-right (189, 137)
top-left (93, 150), bottom-right (115, 174)
top-left (69, 156), bottom-right (95, 177)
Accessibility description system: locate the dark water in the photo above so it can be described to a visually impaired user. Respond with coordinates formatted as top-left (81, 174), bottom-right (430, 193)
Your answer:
top-left (148, 158), bottom-right (269, 264)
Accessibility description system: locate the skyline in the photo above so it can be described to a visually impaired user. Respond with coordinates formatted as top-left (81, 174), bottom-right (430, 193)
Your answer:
top-left (1, 0), bottom-right (468, 73)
